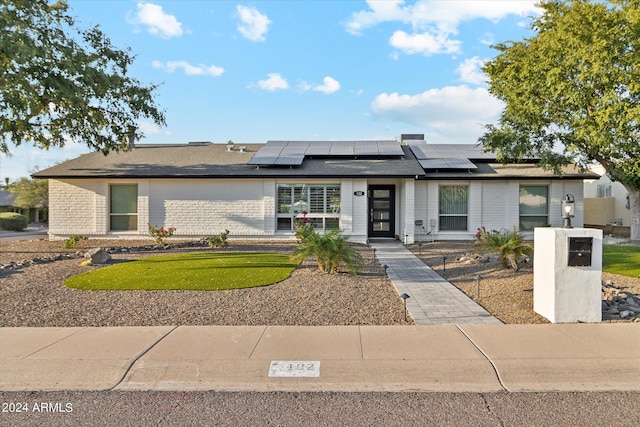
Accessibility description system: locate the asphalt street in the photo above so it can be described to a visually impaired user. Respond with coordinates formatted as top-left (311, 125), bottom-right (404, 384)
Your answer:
top-left (1, 391), bottom-right (639, 426)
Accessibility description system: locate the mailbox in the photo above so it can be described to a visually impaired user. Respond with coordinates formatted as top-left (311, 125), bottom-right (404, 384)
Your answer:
top-left (568, 237), bottom-right (593, 267)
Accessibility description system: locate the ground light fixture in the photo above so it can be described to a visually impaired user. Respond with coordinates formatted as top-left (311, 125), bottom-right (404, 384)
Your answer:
top-left (475, 274), bottom-right (483, 299)
top-left (442, 256), bottom-right (448, 272)
top-left (400, 293), bottom-right (410, 322)
top-left (561, 193), bottom-right (575, 228)
top-left (383, 264), bottom-right (388, 276)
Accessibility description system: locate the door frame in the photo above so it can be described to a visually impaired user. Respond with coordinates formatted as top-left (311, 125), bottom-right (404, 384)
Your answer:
top-left (368, 185), bottom-right (396, 238)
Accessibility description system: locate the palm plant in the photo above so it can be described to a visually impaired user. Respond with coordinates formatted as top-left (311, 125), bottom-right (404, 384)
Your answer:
top-left (474, 226), bottom-right (532, 271)
top-left (291, 229), bottom-right (363, 274)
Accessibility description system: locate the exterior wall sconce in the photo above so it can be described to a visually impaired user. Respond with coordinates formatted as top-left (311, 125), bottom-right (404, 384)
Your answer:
top-left (561, 194), bottom-right (575, 228)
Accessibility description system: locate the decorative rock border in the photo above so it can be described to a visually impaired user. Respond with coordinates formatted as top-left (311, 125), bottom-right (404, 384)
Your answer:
top-left (0, 240), bottom-right (211, 273)
top-left (602, 281), bottom-right (640, 322)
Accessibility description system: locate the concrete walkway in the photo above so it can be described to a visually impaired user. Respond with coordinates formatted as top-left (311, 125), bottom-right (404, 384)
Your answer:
top-left (2, 324), bottom-right (639, 393)
top-left (370, 241), bottom-right (502, 325)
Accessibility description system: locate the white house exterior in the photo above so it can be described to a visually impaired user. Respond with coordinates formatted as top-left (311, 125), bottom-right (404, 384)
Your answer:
top-left (34, 137), bottom-right (594, 243)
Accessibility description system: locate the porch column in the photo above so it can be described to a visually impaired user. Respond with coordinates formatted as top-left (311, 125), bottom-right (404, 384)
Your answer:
top-left (403, 179), bottom-right (415, 244)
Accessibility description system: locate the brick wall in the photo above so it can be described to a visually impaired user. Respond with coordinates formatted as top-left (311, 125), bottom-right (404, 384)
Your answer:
top-left (148, 179), bottom-right (268, 236)
top-left (48, 179), bottom-right (99, 236)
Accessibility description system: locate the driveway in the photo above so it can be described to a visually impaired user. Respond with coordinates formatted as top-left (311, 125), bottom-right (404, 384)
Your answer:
top-left (0, 224), bottom-right (48, 242)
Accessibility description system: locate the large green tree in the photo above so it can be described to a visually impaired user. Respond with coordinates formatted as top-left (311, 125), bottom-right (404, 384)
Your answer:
top-left (8, 175), bottom-right (48, 212)
top-left (480, 0), bottom-right (640, 240)
top-left (0, 0), bottom-right (165, 155)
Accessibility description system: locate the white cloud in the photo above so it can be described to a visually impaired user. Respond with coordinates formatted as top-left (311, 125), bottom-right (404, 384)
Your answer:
top-left (152, 60), bottom-right (224, 76)
top-left (345, 0), bottom-right (540, 56)
top-left (390, 30), bottom-right (460, 56)
top-left (256, 73), bottom-right (289, 91)
top-left (297, 76), bottom-right (341, 94)
top-left (371, 85), bottom-right (504, 142)
top-left (456, 57), bottom-right (487, 86)
top-left (345, 0), bottom-right (408, 35)
top-left (137, 120), bottom-right (171, 136)
top-left (347, 0), bottom-right (539, 33)
top-left (237, 5), bottom-right (271, 42)
top-left (1, 141), bottom-right (90, 181)
top-left (313, 76), bottom-right (341, 94)
top-left (131, 2), bottom-right (183, 38)
top-left (297, 80), bottom-right (312, 92)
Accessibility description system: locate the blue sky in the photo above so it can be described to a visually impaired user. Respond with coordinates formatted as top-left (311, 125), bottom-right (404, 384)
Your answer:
top-left (1, 0), bottom-right (541, 181)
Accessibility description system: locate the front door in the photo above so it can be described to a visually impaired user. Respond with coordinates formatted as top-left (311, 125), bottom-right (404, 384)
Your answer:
top-left (368, 185), bottom-right (395, 238)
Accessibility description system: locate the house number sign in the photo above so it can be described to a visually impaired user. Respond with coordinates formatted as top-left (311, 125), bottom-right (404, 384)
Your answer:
top-left (268, 361), bottom-right (320, 377)
top-left (354, 191), bottom-right (365, 196)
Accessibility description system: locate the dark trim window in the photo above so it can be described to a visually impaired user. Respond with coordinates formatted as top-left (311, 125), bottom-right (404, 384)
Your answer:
top-left (519, 185), bottom-right (548, 230)
top-left (277, 184), bottom-right (340, 232)
top-left (439, 185), bottom-right (468, 231)
top-left (110, 184), bottom-right (138, 231)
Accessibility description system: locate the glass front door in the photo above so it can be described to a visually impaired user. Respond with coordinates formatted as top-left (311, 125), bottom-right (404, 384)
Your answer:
top-left (368, 185), bottom-right (395, 238)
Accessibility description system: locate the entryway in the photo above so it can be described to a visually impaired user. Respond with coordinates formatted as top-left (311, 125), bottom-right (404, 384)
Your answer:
top-left (368, 185), bottom-right (395, 238)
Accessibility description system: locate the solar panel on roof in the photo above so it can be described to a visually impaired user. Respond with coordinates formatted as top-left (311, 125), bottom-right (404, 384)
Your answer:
top-left (306, 141), bottom-right (332, 155)
top-left (354, 141), bottom-right (378, 156)
top-left (265, 141), bottom-right (288, 148)
top-left (281, 143), bottom-right (308, 155)
top-left (249, 139), bottom-right (404, 166)
top-left (408, 144), bottom-right (429, 159)
top-left (378, 140), bottom-right (404, 155)
top-left (247, 156), bottom-right (278, 165)
top-left (274, 156), bottom-right (304, 166)
top-left (444, 158), bottom-right (477, 169)
top-left (418, 158), bottom-right (477, 170)
top-left (418, 159), bottom-right (449, 169)
top-left (330, 142), bottom-right (354, 155)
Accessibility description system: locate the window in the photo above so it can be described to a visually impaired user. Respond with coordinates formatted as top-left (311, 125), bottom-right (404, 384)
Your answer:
top-left (519, 186), bottom-right (548, 230)
top-left (110, 184), bottom-right (138, 231)
top-left (439, 186), bottom-right (468, 231)
top-left (596, 184), bottom-right (611, 198)
top-left (277, 184), bottom-right (340, 232)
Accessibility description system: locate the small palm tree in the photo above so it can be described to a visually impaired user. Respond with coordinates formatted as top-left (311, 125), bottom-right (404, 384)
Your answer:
top-left (291, 229), bottom-right (363, 274)
top-left (474, 226), bottom-right (532, 271)
top-left (322, 231), bottom-right (364, 274)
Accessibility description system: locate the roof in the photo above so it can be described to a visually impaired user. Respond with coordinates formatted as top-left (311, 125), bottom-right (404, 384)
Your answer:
top-left (421, 163), bottom-right (598, 180)
top-left (31, 140), bottom-right (597, 181)
top-left (32, 142), bottom-right (424, 179)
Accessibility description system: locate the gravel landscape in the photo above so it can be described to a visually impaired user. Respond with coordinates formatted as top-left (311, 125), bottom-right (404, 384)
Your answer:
top-left (1, 237), bottom-right (638, 327)
top-left (408, 240), bottom-right (640, 324)
top-left (0, 238), bottom-right (410, 327)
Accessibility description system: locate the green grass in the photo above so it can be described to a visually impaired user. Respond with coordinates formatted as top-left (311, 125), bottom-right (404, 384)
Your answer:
top-left (603, 245), bottom-right (640, 278)
top-left (65, 252), bottom-right (298, 291)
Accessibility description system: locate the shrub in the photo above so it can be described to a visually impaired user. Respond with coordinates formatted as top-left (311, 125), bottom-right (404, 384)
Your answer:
top-left (474, 226), bottom-right (533, 271)
top-left (206, 230), bottom-right (230, 248)
top-left (0, 212), bottom-right (29, 231)
top-left (294, 211), bottom-right (314, 243)
top-left (291, 229), bottom-right (363, 274)
top-left (148, 223), bottom-right (176, 245)
top-left (62, 234), bottom-right (87, 249)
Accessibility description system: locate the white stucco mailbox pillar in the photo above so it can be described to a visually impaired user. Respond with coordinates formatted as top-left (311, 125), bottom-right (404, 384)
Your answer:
top-left (533, 227), bottom-right (603, 323)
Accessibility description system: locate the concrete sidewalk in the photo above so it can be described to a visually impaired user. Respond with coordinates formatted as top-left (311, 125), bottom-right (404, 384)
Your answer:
top-left (2, 324), bottom-right (638, 393)
top-left (371, 241), bottom-right (502, 325)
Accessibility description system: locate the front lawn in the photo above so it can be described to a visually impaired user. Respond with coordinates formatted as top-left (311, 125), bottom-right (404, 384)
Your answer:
top-left (603, 245), bottom-right (640, 278)
top-left (65, 252), bottom-right (298, 290)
